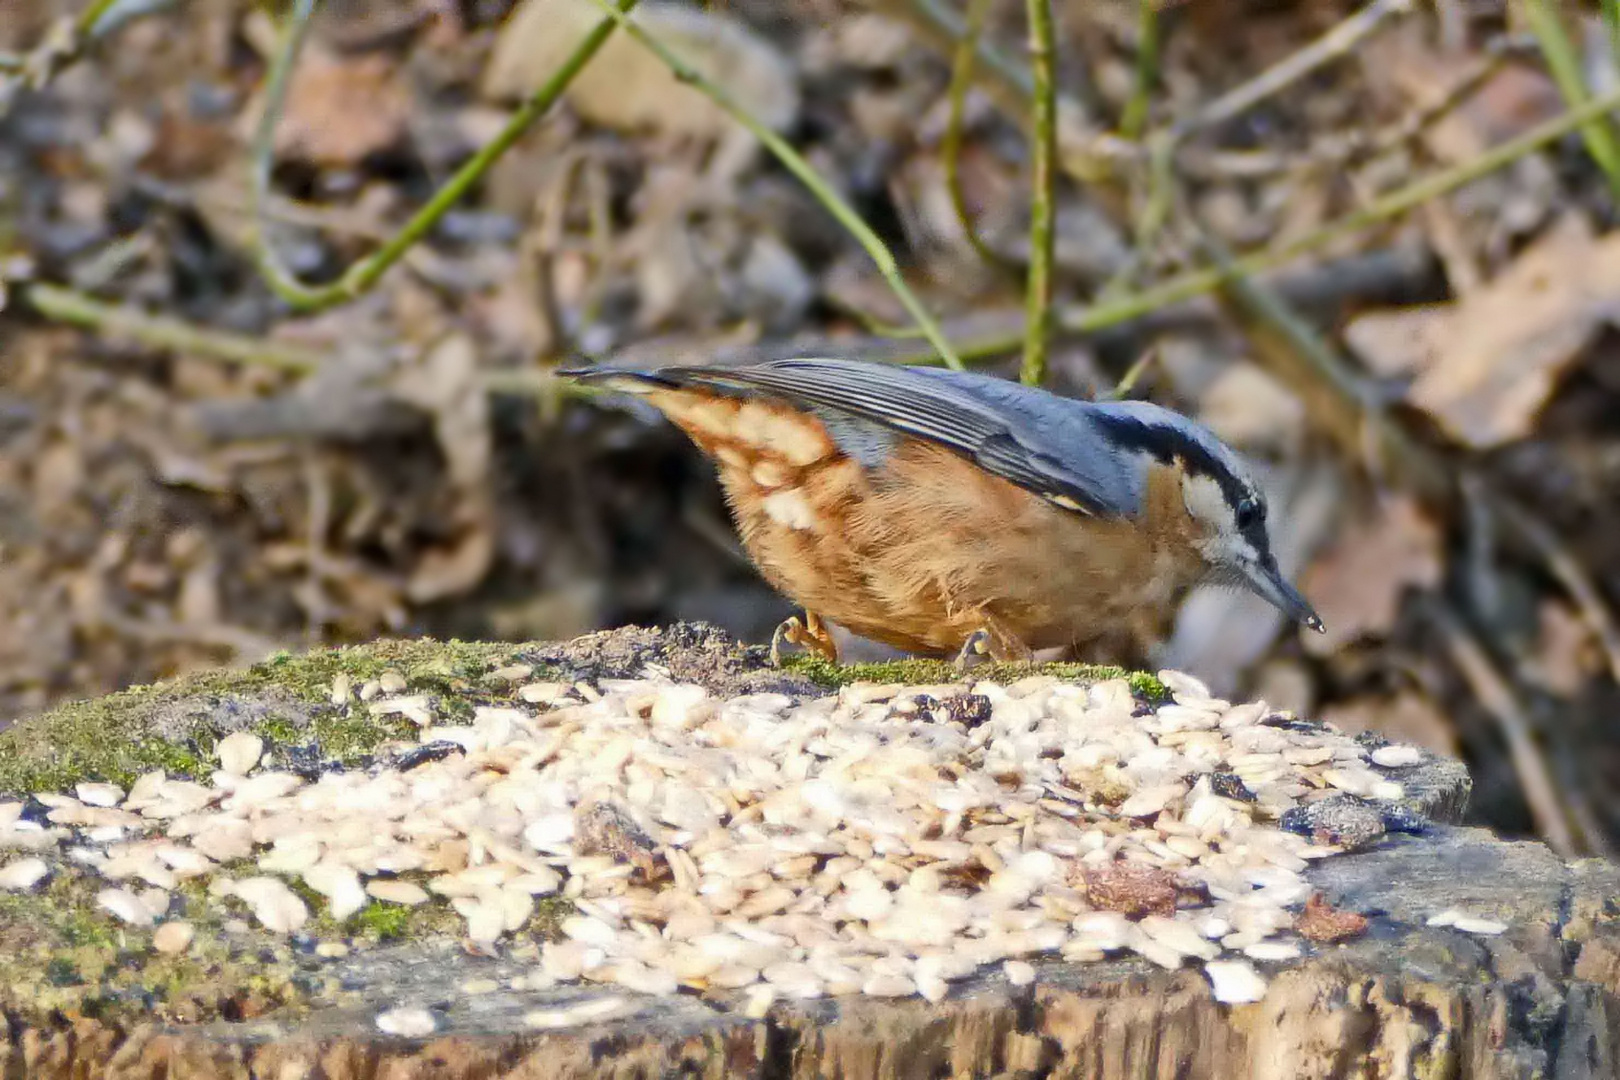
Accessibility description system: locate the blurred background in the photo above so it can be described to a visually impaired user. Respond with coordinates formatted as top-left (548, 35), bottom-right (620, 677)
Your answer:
top-left (2, 0), bottom-right (1618, 855)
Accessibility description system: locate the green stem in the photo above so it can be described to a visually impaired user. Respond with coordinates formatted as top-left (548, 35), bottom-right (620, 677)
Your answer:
top-left (1521, 0), bottom-right (1620, 198)
top-left (582, 0), bottom-right (964, 370)
top-left (0, 0), bottom-right (156, 115)
top-left (1097, 130), bottom-right (1175, 300)
top-left (1067, 84), bottom-right (1620, 334)
top-left (872, 85), bottom-right (1620, 366)
top-left (1119, 0), bottom-right (1159, 140)
top-left (250, 0), bottom-right (641, 311)
top-left (1020, 0), bottom-right (1058, 386)
top-left (942, 0), bottom-right (1018, 274)
top-left (1108, 347), bottom-right (1157, 399)
top-left (76, 0), bottom-right (127, 34)
top-left (23, 283), bottom-right (324, 372)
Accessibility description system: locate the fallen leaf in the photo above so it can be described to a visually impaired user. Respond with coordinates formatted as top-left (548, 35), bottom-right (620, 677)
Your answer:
top-left (1295, 892), bottom-right (1368, 944)
top-left (263, 48), bottom-right (411, 166)
top-left (1368, 23), bottom-right (1563, 165)
top-left (1342, 307), bottom-right (1449, 378)
top-left (406, 524), bottom-right (494, 605)
top-left (1197, 362), bottom-right (1307, 453)
top-left (483, 0), bottom-right (799, 144)
top-left (1302, 496), bottom-right (1441, 653)
top-left (1320, 693), bottom-right (1457, 757)
top-left (1075, 862), bottom-right (1180, 919)
top-left (1350, 215), bottom-right (1620, 448)
top-left (391, 334), bottom-right (491, 490)
top-left (574, 800), bottom-right (661, 879)
top-left (1525, 601), bottom-right (1597, 697)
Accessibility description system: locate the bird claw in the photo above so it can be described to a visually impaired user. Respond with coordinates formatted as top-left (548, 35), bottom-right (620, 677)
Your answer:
top-left (953, 629), bottom-right (992, 672)
top-left (769, 616), bottom-right (805, 667)
top-left (770, 613), bottom-right (838, 667)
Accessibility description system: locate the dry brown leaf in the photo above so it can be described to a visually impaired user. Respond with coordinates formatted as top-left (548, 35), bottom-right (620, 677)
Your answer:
top-left (483, 0), bottom-right (798, 146)
top-left (1320, 694), bottom-right (1457, 757)
top-left (1350, 215), bottom-right (1620, 448)
top-left (1302, 496), bottom-right (1441, 653)
top-left (1369, 24), bottom-right (1562, 165)
top-left (268, 48), bottom-right (410, 166)
top-left (1197, 362), bottom-right (1307, 453)
top-left (1342, 307), bottom-right (1449, 378)
top-left (1526, 601), bottom-right (1597, 697)
top-left (1295, 892), bottom-right (1368, 944)
top-left (1075, 862), bottom-right (1179, 919)
top-left (406, 524), bottom-right (494, 606)
top-left (574, 800), bottom-right (660, 879)
top-left (391, 334), bottom-right (491, 491)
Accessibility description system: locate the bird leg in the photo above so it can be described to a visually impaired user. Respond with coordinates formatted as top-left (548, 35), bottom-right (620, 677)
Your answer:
top-left (953, 629), bottom-right (992, 672)
top-left (952, 617), bottom-right (1034, 671)
top-left (769, 611), bottom-right (839, 667)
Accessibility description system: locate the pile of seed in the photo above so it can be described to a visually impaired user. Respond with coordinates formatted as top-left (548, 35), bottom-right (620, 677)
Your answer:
top-left (0, 665), bottom-right (1483, 1022)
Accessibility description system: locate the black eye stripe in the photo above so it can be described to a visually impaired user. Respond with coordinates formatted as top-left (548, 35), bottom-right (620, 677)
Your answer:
top-left (1089, 410), bottom-right (1253, 518)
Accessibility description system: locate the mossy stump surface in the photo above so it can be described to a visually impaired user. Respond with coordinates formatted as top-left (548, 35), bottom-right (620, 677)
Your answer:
top-left (0, 623), bottom-right (1614, 1080)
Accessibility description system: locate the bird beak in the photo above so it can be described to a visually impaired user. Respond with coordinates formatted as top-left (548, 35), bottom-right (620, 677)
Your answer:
top-left (1241, 557), bottom-right (1325, 633)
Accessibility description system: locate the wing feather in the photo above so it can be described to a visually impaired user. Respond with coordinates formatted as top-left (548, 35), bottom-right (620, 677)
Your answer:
top-left (564, 359), bottom-right (1142, 517)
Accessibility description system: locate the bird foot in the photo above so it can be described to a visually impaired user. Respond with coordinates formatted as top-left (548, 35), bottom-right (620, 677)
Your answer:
top-left (953, 629), bottom-right (992, 672)
top-left (953, 623), bottom-right (1034, 670)
top-left (769, 613), bottom-right (839, 667)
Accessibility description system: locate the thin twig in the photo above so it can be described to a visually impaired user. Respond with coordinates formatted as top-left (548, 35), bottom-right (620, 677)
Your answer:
top-left (1605, 0), bottom-right (1620, 69)
top-left (942, 0), bottom-right (1018, 274)
top-left (1096, 131), bottom-right (1175, 300)
top-left (23, 280), bottom-right (610, 404)
top-left (1118, 0), bottom-right (1160, 141)
top-left (883, 0), bottom-right (1117, 183)
top-left (0, 0), bottom-right (163, 117)
top-left (1065, 85), bottom-right (1620, 337)
top-left (1427, 601), bottom-right (1577, 856)
top-left (21, 283), bottom-right (324, 373)
top-left (1175, 0), bottom-right (1416, 138)
top-left (583, 0), bottom-right (964, 370)
top-left (1020, 0), bottom-right (1057, 386)
top-left (249, 0), bottom-right (642, 311)
top-left (133, 174), bottom-right (395, 243)
top-left (1202, 222), bottom-right (1614, 857)
top-left (798, 87), bottom-right (1619, 369)
top-left (1107, 347), bottom-right (1157, 399)
top-left (1521, 0), bottom-right (1620, 198)
top-left (1174, 36), bottom-right (1536, 182)
top-left (65, 0), bottom-right (127, 45)
top-left (1196, 221), bottom-right (1580, 856)
top-left (1490, 495), bottom-right (1620, 686)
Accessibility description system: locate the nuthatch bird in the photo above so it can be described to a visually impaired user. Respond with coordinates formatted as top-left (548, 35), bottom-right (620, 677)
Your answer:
top-left (566, 357), bottom-right (1324, 665)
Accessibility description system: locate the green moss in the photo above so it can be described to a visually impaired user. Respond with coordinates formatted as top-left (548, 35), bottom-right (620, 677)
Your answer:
top-left (309, 711), bottom-right (416, 761)
top-left (0, 638), bottom-right (537, 795)
top-left (780, 654), bottom-right (1168, 701)
top-left (352, 903), bottom-right (413, 941)
top-left (0, 629), bottom-right (1179, 1027)
top-left (525, 896), bottom-right (572, 940)
top-left (0, 862), bottom-right (308, 1026)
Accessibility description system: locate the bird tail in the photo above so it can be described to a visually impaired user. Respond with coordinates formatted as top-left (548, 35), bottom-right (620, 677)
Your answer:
top-left (558, 365), bottom-right (682, 395)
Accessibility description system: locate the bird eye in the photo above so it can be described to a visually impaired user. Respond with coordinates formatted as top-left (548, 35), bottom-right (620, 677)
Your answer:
top-left (1234, 498), bottom-right (1262, 530)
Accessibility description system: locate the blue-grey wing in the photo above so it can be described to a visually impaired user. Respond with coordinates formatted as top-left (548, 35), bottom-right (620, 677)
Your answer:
top-left (566, 358), bottom-right (1145, 518)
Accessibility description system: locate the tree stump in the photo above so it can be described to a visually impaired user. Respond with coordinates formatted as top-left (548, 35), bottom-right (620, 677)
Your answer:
top-left (0, 624), bottom-right (1614, 1079)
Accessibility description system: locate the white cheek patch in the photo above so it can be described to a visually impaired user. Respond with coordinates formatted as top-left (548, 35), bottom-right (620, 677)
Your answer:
top-left (761, 488), bottom-right (817, 530)
top-left (1180, 474), bottom-right (1233, 533)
